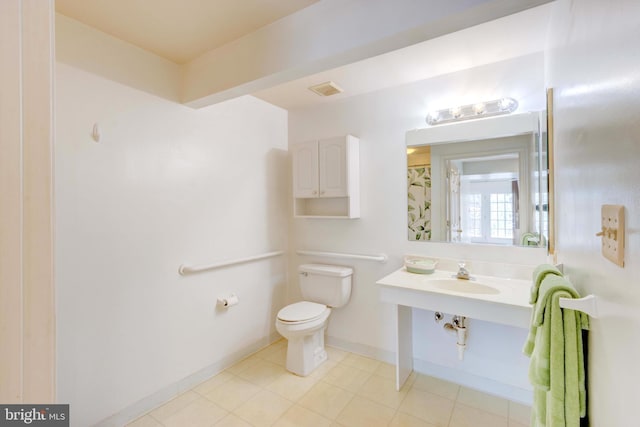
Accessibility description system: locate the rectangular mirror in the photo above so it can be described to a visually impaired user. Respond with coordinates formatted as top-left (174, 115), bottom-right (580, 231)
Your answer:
top-left (407, 112), bottom-right (548, 248)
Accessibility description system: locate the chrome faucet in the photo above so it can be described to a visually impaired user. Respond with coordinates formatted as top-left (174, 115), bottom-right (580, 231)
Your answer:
top-left (455, 262), bottom-right (472, 280)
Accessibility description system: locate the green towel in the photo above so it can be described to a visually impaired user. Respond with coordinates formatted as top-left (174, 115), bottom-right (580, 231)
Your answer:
top-left (530, 264), bottom-right (564, 304)
top-left (523, 264), bottom-right (565, 355)
top-left (524, 275), bottom-right (589, 427)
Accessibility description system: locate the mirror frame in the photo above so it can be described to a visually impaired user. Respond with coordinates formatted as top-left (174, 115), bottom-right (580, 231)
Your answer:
top-left (546, 88), bottom-right (556, 255)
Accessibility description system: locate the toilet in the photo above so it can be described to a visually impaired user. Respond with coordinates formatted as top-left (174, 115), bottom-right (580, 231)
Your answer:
top-left (275, 264), bottom-right (353, 376)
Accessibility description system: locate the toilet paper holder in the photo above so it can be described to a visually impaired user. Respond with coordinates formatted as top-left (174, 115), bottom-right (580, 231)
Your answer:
top-left (217, 293), bottom-right (239, 308)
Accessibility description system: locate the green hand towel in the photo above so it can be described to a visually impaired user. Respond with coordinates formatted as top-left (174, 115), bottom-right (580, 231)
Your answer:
top-left (531, 264), bottom-right (564, 304)
top-left (526, 275), bottom-right (589, 427)
top-left (523, 264), bottom-right (565, 355)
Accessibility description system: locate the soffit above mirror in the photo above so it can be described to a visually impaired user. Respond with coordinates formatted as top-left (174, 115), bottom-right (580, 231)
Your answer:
top-left (407, 112), bottom-right (541, 146)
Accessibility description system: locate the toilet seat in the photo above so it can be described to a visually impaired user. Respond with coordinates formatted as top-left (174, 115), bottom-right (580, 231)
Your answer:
top-left (277, 301), bottom-right (328, 324)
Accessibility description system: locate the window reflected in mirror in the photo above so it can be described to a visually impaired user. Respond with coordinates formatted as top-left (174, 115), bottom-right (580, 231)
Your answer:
top-left (449, 153), bottom-right (521, 244)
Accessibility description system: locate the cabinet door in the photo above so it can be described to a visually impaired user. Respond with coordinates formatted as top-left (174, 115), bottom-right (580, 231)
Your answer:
top-left (293, 140), bottom-right (319, 198)
top-left (319, 137), bottom-right (348, 197)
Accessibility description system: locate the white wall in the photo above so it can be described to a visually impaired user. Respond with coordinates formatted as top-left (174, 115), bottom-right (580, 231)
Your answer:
top-left (289, 54), bottom-right (548, 400)
top-left (55, 63), bottom-right (288, 426)
top-left (546, 1), bottom-right (640, 425)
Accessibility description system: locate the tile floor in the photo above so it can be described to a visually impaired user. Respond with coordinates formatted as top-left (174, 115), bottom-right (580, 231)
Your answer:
top-left (127, 340), bottom-right (531, 427)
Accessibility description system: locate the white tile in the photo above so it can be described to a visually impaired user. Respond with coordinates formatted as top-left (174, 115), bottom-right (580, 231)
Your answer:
top-left (203, 377), bottom-right (261, 411)
top-left (335, 395), bottom-right (396, 427)
top-left (266, 370), bottom-right (320, 401)
top-left (357, 374), bottom-right (407, 409)
top-left (149, 390), bottom-right (200, 422)
top-left (138, 348), bottom-right (528, 427)
top-left (404, 371), bottom-right (418, 389)
top-left (398, 388), bottom-right (455, 426)
top-left (213, 413), bottom-right (253, 427)
top-left (262, 347), bottom-right (287, 366)
top-left (297, 381), bottom-right (354, 420)
top-left (411, 374), bottom-right (460, 400)
top-left (226, 355), bottom-right (261, 375)
top-left (254, 340), bottom-right (287, 360)
top-left (341, 354), bottom-right (381, 373)
top-left (193, 371), bottom-right (235, 395)
top-left (449, 402), bottom-right (509, 427)
top-left (389, 412), bottom-right (438, 427)
top-left (163, 398), bottom-right (227, 427)
top-left (234, 390), bottom-right (293, 427)
top-left (308, 358), bottom-right (339, 380)
top-left (373, 362), bottom-right (396, 380)
top-left (236, 359), bottom-right (286, 387)
top-left (324, 363), bottom-right (372, 393)
top-left (125, 415), bottom-right (162, 427)
top-left (457, 387), bottom-right (509, 417)
top-left (325, 346), bottom-right (348, 363)
top-left (272, 405), bottom-right (332, 427)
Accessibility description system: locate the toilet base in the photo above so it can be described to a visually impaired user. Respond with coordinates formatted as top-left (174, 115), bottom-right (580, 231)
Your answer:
top-left (285, 328), bottom-right (327, 377)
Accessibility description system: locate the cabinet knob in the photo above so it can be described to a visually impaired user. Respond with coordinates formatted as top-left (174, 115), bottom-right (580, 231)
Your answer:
top-left (312, 190), bottom-right (318, 195)
top-left (320, 191), bottom-right (325, 195)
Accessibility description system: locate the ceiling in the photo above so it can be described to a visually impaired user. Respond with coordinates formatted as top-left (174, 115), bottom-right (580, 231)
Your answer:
top-left (253, 4), bottom-right (551, 110)
top-left (55, 1), bottom-right (552, 110)
top-left (55, 0), bottom-right (320, 64)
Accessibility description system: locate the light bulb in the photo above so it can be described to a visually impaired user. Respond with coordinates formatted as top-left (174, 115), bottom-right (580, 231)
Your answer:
top-left (500, 98), bottom-right (514, 110)
top-left (473, 103), bottom-right (485, 114)
top-left (450, 106), bottom-right (462, 118)
top-left (426, 111), bottom-right (440, 124)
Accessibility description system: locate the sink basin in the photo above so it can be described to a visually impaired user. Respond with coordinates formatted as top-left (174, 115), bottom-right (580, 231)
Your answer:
top-left (430, 279), bottom-right (500, 295)
top-left (377, 267), bottom-right (532, 330)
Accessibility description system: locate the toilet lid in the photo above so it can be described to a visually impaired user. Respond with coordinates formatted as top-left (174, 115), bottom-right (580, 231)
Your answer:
top-left (277, 301), bottom-right (327, 322)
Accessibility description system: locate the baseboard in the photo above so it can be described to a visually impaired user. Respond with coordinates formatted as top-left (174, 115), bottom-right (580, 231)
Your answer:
top-left (325, 336), bottom-right (395, 365)
top-left (94, 332), bottom-right (281, 427)
top-left (412, 358), bottom-right (533, 405)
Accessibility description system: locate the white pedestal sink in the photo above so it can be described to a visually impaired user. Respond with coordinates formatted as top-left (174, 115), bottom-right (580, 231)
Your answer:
top-left (376, 267), bottom-right (532, 390)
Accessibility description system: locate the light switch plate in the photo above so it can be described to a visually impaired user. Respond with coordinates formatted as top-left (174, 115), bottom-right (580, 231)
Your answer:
top-left (601, 204), bottom-right (624, 267)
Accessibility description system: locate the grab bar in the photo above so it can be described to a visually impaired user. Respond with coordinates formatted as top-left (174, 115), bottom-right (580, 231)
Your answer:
top-left (296, 250), bottom-right (388, 263)
top-left (179, 250), bottom-right (284, 275)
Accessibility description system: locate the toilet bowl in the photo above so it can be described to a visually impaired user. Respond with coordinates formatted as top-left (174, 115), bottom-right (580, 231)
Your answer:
top-left (276, 301), bottom-right (331, 376)
top-left (275, 264), bottom-right (353, 376)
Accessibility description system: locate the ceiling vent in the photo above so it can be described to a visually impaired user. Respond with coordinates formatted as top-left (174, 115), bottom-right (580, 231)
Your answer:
top-left (308, 81), bottom-right (343, 97)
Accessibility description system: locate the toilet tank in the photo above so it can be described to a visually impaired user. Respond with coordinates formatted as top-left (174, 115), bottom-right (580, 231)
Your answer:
top-left (299, 264), bottom-right (353, 308)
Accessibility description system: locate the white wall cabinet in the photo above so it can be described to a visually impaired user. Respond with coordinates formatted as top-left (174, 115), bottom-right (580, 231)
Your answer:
top-left (292, 135), bottom-right (359, 218)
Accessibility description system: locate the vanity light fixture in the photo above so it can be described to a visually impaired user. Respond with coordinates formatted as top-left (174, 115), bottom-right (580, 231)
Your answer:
top-left (426, 97), bottom-right (518, 125)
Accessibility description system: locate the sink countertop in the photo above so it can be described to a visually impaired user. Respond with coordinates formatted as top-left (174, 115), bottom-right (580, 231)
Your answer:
top-left (376, 267), bottom-right (532, 329)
